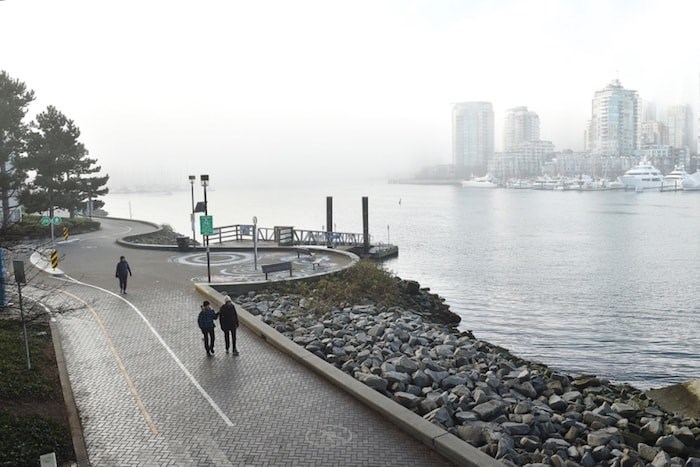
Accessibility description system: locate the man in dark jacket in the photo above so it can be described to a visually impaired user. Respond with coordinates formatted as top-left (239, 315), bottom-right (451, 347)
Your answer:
top-left (115, 256), bottom-right (132, 294)
top-left (218, 295), bottom-right (239, 355)
top-left (197, 301), bottom-right (218, 356)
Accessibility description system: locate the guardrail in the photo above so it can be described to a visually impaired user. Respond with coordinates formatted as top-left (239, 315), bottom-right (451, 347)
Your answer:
top-left (211, 224), bottom-right (367, 247)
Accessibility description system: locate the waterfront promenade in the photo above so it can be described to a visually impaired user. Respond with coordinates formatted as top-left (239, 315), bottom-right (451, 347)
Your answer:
top-left (33, 218), bottom-right (466, 466)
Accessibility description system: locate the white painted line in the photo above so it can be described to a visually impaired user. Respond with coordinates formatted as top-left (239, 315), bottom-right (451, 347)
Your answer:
top-left (58, 275), bottom-right (234, 427)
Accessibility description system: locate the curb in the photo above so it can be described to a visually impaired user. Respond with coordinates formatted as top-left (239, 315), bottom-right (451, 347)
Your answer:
top-left (195, 283), bottom-right (501, 467)
top-left (50, 319), bottom-right (90, 466)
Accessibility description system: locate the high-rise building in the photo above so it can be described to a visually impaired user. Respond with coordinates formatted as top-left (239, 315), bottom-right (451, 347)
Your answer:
top-left (640, 120), bottom-right (668, 147)
top-left (641, 100), bottom-right (657, 122)
top-left (503, 106), bottom-right (540, 152)
top-left (585, 79), bottom-right (640, 157)
top-left (452, 102), bottom-right (494, 177)
top-left (666, 105), bottom-right (695, 153)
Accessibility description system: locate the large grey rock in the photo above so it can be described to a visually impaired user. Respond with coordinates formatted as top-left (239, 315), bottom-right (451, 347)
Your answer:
top-left (548, 394), bottom-right (568, 412)
top-left (355, 373), bottom-right (388, 391)
top-left (367, 324), bottom-right (386, 338)
top-left (651, 450), bottom-right (671, 467)
top-left (673, 426), bottom-right (696, 445)
top-left (641, 419), bottom-right (664, 441)
top-left (583, 410), bottom-right (614, 427)
top-left (611, 401), bottom-right (639, 418)
top-left (391, 355), bottom-right (418, 374)
top-left (502, 422), bottom-right (530, 436)
top-left (473, 400), bottom-right (507, 421)
top-left (637, 443), bottom-right (660, 462)
top-left (562, 390), bottom-right (583, 403)
top-left (424, 407), bottom-right (453, 427)
top-left (456, 425), bottom-right (486, 446)
top-left (441, 374), bottom-right (468, 390)
top-left (496, 434), bottom-right (516, 459)
top-left (424, 368), bottom-right (449, 384)
top-left (412, 370), bottom-right (431, 388)
top-left (587, 427), bottom-right (621, 447)
top-left (514, 381), bottom-right (538, 399)
top-left (384, 371), bottom-right (411, 384)
top-left (434, 344), bottom-right (454, 358)
top-left (655, 434), bottom-right (686, 455)
top-left (394, 391), bottom-right (420, 408)
top-left (543, 437), bottom-right (570, 451)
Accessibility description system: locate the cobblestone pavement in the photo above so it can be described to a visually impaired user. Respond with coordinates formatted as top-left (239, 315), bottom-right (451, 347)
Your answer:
top-left (35, 218), bottom-right (454, 466)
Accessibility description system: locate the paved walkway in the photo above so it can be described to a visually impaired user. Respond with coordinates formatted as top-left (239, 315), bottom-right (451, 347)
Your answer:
top-left (34, 218), bottom-right (455, 466)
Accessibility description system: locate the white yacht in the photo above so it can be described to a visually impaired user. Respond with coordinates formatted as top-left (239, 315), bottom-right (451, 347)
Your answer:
top-left (531, 175), bottom-right (558, 190)
top-left (662, 166), bottom-right (689, 190)
top-left (461, 174), bottom-right (499, 188)
top-left (682, 172), bottom-right (700, 191)
top-left (620, 163), bottom-right (664, 191)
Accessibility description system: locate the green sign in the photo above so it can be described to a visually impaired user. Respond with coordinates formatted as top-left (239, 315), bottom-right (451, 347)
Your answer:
top-left (200, 215), bottom-right (213, 235)
top-left (52, 216), bottom-right (62, 225)
top-left (40, 216), bottom-right (51, 226)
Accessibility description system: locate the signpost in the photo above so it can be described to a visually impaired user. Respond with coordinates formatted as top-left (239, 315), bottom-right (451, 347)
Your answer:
top-left (12, 260), bottom-right (30, 370)
top-left (42, 216), bottom-right (62, 244)
top-left (200, 214), bottom-right (213, 282)
top-left (199, 215), bottom-right (213, 236)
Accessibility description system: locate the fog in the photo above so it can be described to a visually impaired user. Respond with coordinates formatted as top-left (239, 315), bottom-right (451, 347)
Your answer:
top-left (2, 0), bottom-right (699, 188)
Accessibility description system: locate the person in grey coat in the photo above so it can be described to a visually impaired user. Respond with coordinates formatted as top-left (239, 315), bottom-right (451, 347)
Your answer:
top-left (218, 295), bottom-right (239, 355)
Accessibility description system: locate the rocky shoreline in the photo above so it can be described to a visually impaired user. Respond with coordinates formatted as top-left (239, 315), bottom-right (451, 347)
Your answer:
top-left (234, 280), bottom-right (700, 467)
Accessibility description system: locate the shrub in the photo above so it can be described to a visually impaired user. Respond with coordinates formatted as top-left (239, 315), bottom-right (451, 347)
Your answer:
top-left (0, 410), bottom-right (72, 467)
top-left (269, 259), bottom-right (402, 310)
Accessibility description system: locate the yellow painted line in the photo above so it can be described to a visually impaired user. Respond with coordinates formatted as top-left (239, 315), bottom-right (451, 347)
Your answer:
top-left (56, 276), bottom-right (234, 427)
top-left (60, 290), bottom-right (159, 435)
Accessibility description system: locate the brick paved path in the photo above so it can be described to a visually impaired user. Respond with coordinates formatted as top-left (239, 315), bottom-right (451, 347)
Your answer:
top-left (36, 218), bottom-right (454, 466)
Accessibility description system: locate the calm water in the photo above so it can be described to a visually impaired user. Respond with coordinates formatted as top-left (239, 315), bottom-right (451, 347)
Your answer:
top-left (105, 181), bottom-right (700, 390)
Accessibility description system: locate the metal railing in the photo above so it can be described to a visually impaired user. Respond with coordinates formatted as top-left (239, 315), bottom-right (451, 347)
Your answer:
top-left (211, 224), bottom-right (367, 247)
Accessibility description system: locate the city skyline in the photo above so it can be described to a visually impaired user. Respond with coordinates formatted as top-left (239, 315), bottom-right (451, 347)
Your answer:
top-left (2, 0), bottom-right (700, 186)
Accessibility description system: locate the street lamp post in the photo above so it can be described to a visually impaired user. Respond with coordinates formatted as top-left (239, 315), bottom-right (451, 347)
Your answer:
top-left (201, 174), bottom-right (211, 283)
top-left (253, 216), bottom-right (258, 270)
top-left (86, 180), bottom-right (92, 219)
top-left (189, 175), bottom-right (196, 248)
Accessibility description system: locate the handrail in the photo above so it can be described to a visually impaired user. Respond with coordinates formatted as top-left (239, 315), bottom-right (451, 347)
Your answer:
top-left (212, 224), bottom-right (367, 247)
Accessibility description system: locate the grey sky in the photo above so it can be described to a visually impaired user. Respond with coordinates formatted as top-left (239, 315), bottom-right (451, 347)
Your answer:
top-left (1, 0), bottom-right (699, 187)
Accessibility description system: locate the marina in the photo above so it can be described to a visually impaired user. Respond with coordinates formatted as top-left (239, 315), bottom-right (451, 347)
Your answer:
top-left (105, 180), bottom-right (700, 390)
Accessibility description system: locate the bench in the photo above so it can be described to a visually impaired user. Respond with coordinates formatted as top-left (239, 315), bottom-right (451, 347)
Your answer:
top-left (261, 261), bottom-right (292, 279)
top-left (296, 247), bottom-right (313, 258)
top-left (296, 248), bottom-right (322, 270)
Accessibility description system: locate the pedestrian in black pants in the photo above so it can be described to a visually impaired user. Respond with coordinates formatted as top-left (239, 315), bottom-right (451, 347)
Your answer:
top-left (219, 295), bottom-right (239, 355)
top-left (115, 256), bottom-right (132, 294)
top-left (197, 301), bottom-right (218, 356)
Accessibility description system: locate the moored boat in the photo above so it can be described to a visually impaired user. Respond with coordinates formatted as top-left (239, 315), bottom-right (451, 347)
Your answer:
top-left (620, 162), bottom-right (664, 191)
top-left (461, 174), bottom-right (499, 188)
top-left (682, 172), bottom-right (700, 191)
top-left (661, 166), bottom-right (689, 191)
top-left (531, 175), bottom-right (557, 190)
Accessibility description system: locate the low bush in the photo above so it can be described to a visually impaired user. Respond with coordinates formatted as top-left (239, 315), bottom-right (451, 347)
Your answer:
top-left (269, 259), bottom-right (402, 310)
top-left (1, 214), bottom-right (100, 240)
top-left (0, 319), bottom-right (73, 466)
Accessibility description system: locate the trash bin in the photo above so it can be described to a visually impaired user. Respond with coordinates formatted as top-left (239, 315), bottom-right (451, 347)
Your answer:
top-left (176, 236), bottom-right (191, 252)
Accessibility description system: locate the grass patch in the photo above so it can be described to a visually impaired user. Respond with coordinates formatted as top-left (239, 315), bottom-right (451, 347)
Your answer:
top-left (0, 318), bottom-right (74, 466)
top-left (267, 259), bottom-right (402, 310)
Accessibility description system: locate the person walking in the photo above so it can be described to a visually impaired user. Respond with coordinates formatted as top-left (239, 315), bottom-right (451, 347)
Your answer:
top-left (218, 295), bottom-right (239, 355)
top-left (197, 301), bottom-right (218, 356)
top-left (115, 256), bottom-right (132, 294)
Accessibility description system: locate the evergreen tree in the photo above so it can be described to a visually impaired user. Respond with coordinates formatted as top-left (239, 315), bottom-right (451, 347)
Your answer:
top-left (19, 106), bottom-right (108, 217)
top-left (0, 71), bottom-right (35, 230)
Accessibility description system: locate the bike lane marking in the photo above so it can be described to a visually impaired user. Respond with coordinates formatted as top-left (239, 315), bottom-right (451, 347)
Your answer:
top-left (59, 276), bottom-right (235, 428)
